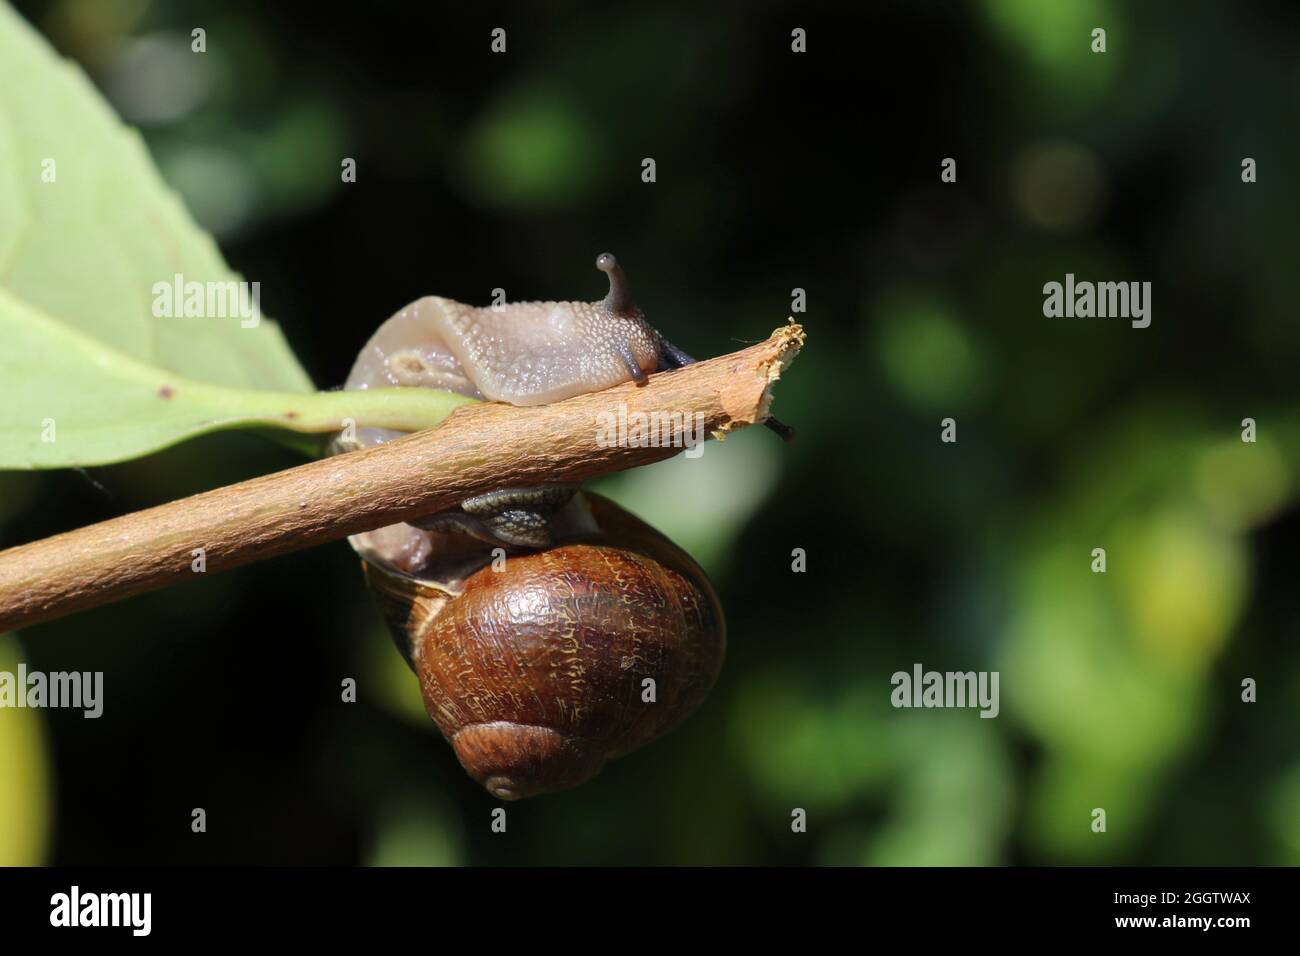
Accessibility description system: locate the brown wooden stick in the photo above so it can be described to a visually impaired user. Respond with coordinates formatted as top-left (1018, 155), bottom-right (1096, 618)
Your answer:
top-left (0, 322), bottom-right (804, 632)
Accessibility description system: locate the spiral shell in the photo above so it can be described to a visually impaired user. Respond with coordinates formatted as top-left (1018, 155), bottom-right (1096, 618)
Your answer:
top-left (364, 493), bottom-right (726, 799)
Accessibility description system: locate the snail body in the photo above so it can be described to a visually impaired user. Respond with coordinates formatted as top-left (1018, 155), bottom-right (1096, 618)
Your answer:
top-left (336, 254), bottom-right (741, 799)
top-left (338, 254), bottom-right (659, 454)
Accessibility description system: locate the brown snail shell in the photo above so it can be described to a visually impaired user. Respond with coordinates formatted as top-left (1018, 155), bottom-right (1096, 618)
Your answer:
top-left (331, 255), bottom-right (774, 799)
top-left (363, 492), bottom-right (726, 800)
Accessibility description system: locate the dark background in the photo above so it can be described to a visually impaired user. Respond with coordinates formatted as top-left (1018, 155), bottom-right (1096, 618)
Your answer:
top-left (2, 0), bottom-right (1299, 865)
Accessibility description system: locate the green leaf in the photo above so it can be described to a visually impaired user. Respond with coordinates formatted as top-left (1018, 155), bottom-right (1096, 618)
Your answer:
top-left (0, 635), bottom-right (50, 864)
top-left (0, 4), bottom-right (310, 385)
top-left (0, 287), bottom-right (475, 468)
top-left (0, 5), bottom-right (470, 469)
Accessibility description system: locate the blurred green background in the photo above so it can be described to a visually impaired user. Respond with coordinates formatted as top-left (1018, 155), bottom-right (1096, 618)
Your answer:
top-left (2, 0), bottom-right (1299, 865)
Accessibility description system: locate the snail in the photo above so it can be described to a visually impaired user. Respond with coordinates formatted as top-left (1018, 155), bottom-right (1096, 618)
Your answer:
top-left (333, 254), bottom-right (789, 799)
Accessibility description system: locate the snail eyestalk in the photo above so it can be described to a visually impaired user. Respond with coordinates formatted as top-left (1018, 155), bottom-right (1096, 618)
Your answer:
top-left (596, 252), bottom-right (637, 316)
